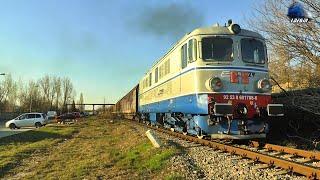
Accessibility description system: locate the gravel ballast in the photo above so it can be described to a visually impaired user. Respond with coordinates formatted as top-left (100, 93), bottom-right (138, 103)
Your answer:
top-left (132, 122), bottom-right (307, 180)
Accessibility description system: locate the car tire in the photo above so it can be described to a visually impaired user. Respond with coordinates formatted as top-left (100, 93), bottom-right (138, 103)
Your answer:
top-left (9, 123), bottom-right (17, 129)
top-left (35, 122), bottom-right (42, 128)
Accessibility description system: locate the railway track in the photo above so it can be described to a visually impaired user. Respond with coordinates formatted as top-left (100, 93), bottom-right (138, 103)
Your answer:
top-left (129, 120), bottom-right (320, 179)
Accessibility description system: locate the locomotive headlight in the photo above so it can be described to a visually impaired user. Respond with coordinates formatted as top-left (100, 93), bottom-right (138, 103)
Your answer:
top-left (257, 79), bottom-right (271, 92)
top-left (206, 77), bottom-right (223, 91)
top-left (231, 24), bottom-right (241, 34)
top-left (228, 23), bottom-right (241, 34)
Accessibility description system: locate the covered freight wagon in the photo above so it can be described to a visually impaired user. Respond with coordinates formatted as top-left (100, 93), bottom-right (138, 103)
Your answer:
top-left (114, 85), bottom-right (139, 119)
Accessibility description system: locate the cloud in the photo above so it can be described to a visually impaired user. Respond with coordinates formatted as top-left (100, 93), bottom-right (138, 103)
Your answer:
top-left (135, 2), bottom-right (204, 39)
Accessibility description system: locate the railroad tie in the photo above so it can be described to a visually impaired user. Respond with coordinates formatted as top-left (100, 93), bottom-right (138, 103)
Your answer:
top-left (281, 154), bottom-right (295, 159)
top-left (295, 158), bottom-right (313, 163)
top-left (251, 164), bottom-right (270, 170)
top-left (268, 170), bottom-right (288, 176)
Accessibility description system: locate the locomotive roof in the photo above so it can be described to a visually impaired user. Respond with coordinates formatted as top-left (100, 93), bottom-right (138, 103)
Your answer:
top-left (188, 25), bottom-right (264, 39)
top-left (146, 24), bottom-right (264, 74)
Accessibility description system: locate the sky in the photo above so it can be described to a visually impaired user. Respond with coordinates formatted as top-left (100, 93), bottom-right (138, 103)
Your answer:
top-left (0, 0), bottom-right (262, 104)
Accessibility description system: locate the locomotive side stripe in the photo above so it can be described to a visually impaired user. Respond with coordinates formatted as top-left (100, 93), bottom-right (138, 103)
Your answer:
top-left (139, 92), bottom-right (271, 107)
top-left (196, 66), bottom-right (268, 72)
top-left (140, 66), bottom-right (268, 95)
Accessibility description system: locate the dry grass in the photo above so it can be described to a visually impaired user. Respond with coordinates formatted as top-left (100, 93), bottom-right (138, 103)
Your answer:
top-left (0, 117), bottom-right (180, 179)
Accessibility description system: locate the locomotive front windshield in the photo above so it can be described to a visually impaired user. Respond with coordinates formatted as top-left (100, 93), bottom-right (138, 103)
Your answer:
top-left (202, 37), bottom-right (233, 61)
top-left (241, 38), bottom-right (266, 64)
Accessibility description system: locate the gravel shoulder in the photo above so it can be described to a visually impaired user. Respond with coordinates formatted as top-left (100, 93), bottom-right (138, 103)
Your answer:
top-left (133, 122), bottom-right (307, 180)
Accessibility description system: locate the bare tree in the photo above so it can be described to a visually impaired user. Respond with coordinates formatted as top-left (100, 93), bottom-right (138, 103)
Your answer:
top-left (28, 80), bottom-right (40, 112)
top-left (17, 78), bottom-right (28, 111)
top-left (250, 0), bottom-right (320, 143)
top-left (48, 77), bottom-right (56, 109)
top-left (0, 74), bottom-right (18, 112)
top-left (0, 75), bottom-right (76, 113)
top-left (61, 77), bottom-right (75, 112)
top-left (53, 77), bottom-right (61, 110)
top-left (250, 0), bottom-right (320, 89)
top-left (39, 75), bottom-right (50, 109)
top-left (79, 93), bottom-right (84, 112)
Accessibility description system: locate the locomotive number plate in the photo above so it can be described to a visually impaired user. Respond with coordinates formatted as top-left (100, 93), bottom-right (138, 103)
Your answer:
top-left (223, 94), bottom-right (258, 101)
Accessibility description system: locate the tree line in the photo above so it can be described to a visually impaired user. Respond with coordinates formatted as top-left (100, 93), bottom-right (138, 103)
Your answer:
top-left (250, 0), bottom-right (320, 142)
top-left (0, 74), bottom-right (84, 113)
top-left (250, 0), bottom-right (319, 92)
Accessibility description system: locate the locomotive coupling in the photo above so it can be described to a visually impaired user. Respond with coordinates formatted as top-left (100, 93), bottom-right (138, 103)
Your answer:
top-left (236, 103), bottom-right (248, 117)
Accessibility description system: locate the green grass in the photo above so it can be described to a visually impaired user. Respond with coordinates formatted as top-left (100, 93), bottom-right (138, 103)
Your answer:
top-left (0, 118), bottom-right (180, 179)
top-left (165, 173), bottom-right (184, 180)
top-left (0, 125), bottom-right (78, 177)
top-left (117, 142), bottom-right (177, 172)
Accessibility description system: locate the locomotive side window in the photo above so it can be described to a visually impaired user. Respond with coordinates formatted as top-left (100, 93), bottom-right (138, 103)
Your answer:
top-left (188, 39), bottom-right (193, 62)
top-left (181, 44), bottom-right (187, 69)
top-left (201, 37), bottom-right (233, 61)
top-left (165, 59), bottom-right (170, 75)
top-left (155, 67), bottom-right (158, 83)
top-left (159, 64), bottom-right (164, 79)
top-left (241, 38), bottom-right (266, 64)
top-left (188, 39), bottom-right (197, 62)
top-left (159, 59), bottom-right (170, 80)
top-left (193, 39), bottom-right (197, 61)
top-left (149, 73), bottom-right (152, 86)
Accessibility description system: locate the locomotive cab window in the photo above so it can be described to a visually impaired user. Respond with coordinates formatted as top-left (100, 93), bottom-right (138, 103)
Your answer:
top-left (188, 39), bottom-right (197, 62)
top-left (181, 44), bottom-right (187, 69)
top-left (241, 38), bottom-right (266, 64)
top-left (201, 37), bottom-right (233, 61)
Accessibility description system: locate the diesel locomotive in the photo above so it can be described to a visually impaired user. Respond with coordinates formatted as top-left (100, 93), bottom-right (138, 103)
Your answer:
top-left (114, 20), bottom-right (284, 139)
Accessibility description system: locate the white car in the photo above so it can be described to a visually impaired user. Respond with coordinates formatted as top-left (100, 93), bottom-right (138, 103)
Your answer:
top-left (5, 113), bottom-right (47, 129)
top-left (47, 111), bottom-right (57, 118)
top-left (46, 111), bottom-right (57, 122)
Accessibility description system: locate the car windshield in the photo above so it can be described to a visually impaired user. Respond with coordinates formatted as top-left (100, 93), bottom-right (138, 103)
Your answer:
top-left (201, 37), bottom-right (233, 61)
top-left (16, 114), bottom-right (26, 120)
top-left (241, 38), bottom-right (266, 64)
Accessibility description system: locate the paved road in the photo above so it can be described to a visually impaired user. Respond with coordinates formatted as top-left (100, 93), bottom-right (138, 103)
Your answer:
top-left (0, 121), bottom-right (34, 138)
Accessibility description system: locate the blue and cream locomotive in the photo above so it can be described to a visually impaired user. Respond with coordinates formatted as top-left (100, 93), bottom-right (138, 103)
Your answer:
top-left (116, 20), bottom-right (284, 139)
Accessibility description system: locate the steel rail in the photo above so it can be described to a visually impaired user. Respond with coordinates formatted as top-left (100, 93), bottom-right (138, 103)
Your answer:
top-left (251, 141), bottom-right (320, 161)
top-left (132, 121), bottom-right (320, 179)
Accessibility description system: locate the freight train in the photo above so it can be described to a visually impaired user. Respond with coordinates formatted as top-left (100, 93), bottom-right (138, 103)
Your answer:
top-left (113, 20), bottom-right (284, 139)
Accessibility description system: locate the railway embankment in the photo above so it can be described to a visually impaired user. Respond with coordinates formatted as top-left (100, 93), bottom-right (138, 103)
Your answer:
top-left (270, 88), bottom-right (320, 149)
top-left (0, 115), bottom-right (316, 179)
top-left (134, 122), bottom-right (306, 180)
top-left (0, 117), bottom-right (180, 179)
